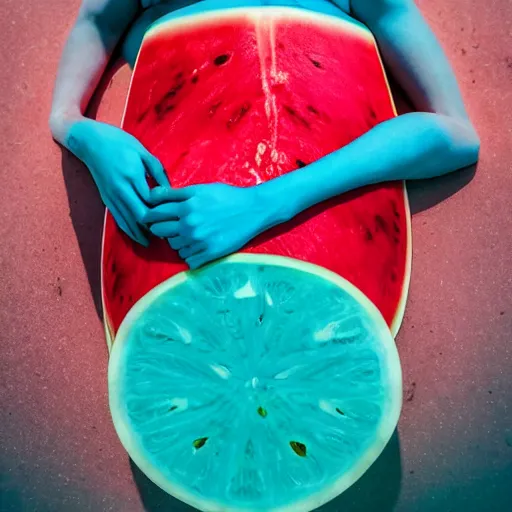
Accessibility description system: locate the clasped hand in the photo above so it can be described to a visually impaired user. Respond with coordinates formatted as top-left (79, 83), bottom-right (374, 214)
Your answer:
top-left (69, 120), bottom-right (170, 247)
top-left (144, 183), bottom-right (270, 269)
top-left (71, 121), bottom-right (272, 268)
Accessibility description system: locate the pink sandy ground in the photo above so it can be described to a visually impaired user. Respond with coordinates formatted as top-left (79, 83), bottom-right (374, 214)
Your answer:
top-left (1, 1), bottom-right (511, 511)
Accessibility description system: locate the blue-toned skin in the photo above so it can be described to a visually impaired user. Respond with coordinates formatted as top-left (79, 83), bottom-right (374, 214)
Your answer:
top-left (50, 0), bottom-right (480, 268)
top-left (68, 119), bottom-right (170, 246)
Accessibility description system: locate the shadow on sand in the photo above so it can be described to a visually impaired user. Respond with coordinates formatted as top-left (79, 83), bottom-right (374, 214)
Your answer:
top-left (60, 58), bottom-right (125, 318)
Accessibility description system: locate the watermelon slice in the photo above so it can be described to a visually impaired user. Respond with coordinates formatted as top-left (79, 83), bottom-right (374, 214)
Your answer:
top-left (101, 6), bottom-right (412, 348)
top-left (109, 254), bottom-right (402, 512)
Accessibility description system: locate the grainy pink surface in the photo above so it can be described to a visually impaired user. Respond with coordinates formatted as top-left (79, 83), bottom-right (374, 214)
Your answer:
top-left (1, 1), bottom-right (511, 511)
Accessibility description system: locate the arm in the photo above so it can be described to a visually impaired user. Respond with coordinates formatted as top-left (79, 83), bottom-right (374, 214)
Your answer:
top-left (145, 0), bottom-right (480, 269)
top-left (49, 0), bottom-right (139, 145)
top-left (257, 0), bottom-right (480, 221)
top-left (50, 0), bottom-right (169, 245)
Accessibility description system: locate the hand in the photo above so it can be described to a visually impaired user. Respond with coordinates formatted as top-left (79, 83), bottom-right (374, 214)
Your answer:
top-left (68, 119), bottom-right (169, 246)
top-left (144, 183), bottom-right (273, 269)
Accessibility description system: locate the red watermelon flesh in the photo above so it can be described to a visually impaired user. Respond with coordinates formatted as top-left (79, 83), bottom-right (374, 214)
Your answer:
top-left (102, 8), bottom-right (411, 342)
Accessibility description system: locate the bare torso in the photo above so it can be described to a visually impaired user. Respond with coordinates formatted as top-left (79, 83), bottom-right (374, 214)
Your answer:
top-left (122, 0), bottom-right (352, 66)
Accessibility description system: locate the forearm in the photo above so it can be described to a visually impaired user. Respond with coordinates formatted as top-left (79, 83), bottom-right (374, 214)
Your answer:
top-left (49, 0), bottom-right (138, 148)
top-left (259, 112), bottom-right (480, 222)
top-left (49, 20), bottom-right (112, 146)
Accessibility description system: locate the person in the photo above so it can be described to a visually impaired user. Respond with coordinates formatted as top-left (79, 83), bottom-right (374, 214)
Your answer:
top-left (50, 0), bottom-right (480, 269)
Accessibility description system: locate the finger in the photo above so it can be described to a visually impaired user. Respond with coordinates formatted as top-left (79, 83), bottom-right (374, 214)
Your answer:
top-left (108, 203), bottom-right (139, 241)
top-left (141, 151), bottom-right (170, 187)
top-left (119, 201), bottom-right (149, 247)
top-left (109, 201), bottom-right (149, 247)
top-left (149, 220), bottom-right (180, 238)
top-left (149, 186), bottom-right (193, 205)
top-left (179, 243), bottom-right (206, 260)
top-left (144, 202), bottom-right (184, 224)
top-left (186, 253), bottom-right (211, 270)
top-left (187, 244), bottom-right (234, 269)
top-left (121, 191), bottom-right (150, 227)
top-left (168, 235), bottom-right (191, 251)
top-left (132, 172), bottom-right (151, 203)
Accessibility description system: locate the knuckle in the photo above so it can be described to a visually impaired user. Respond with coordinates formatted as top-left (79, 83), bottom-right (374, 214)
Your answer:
top-left (176, 220), bottom-right (185, 234)
top-left (126, 172), bottom-right (139, 185)
top-left (184, 213), bottom-right (201, 229)
top-left (110, 182), bottom-right (124, 197)
top-left (190, 227), bottom-right (205, 241)
top-left (107, 173), bottom-right (121, 189)
top-left (134, 210), bottom-right (148, 224)
top-left (151, 186), bottom-right (166, 202)
top-left (115, 158), bottom-right (131, 176)
top-left (181, 199), bottom-right (193, 214)
top-left (188, 195), bottom-right (200, 208)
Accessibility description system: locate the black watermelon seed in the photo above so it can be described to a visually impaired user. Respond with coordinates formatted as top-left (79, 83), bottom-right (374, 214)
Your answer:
top-left (136, 109), bottom-right (149, 124)
top-left (284, 105), bottom-right (310, 129)
top-left (154, 80), bottom-right (185, 119)
top-left (209, 101), bottom-right (222, 118)
top-left (111, 273), bottom-right (121, 296)
top-left (392, 201), bottom-right (400, 218)
top-left (284, 105), bottom-right (296, 116)
top-left (155, 103), bottom-right (174, 118)
top-left (214, 54), bottom-right (230, 66)
top-left (336, 408), bottom-right (345, 416)
top-left (296, 159), bottom-right (307, 168)
top-left (226, 102), bottom-right (251, 129)
top-left (165, 81), bottom-right (185, 99)
top-left (375, 214), bottom-right (388, 234)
